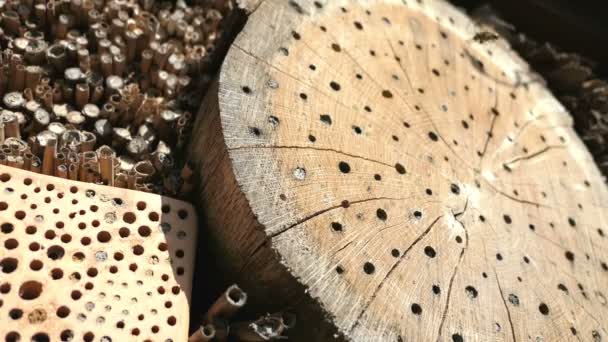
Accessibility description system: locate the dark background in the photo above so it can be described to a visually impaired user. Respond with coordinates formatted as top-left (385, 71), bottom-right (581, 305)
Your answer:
top-left (450, 0), bottom-right (608, 72)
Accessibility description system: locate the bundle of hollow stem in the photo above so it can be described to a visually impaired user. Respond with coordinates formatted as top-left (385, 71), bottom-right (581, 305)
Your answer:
top-left (0, 0), bottom-right (234, 197)
top-left (189, 285), bottom-right (296, 342)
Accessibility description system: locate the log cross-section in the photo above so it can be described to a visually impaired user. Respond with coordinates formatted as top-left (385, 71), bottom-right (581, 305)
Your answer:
top-left (189, 0), bottom-right (608, 340)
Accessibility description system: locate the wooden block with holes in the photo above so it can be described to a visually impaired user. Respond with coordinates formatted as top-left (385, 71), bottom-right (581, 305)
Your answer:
top-left (189, 0), bottom-right (608, 341)
top-left (0, 165), bottom-right (197, 342)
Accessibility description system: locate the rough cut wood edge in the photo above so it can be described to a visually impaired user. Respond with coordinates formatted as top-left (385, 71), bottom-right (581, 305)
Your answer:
top-left (188, 80), bottom-right (341, 340)
top-left (189, 0), bottom-right (608, 340)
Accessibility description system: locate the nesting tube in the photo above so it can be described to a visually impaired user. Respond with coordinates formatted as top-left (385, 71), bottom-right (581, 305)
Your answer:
top-left (82, 162), bottom-right (92, 181)
top-left (0, 112), bottom-right (20, 138)
top-left (55, 152), bottom-right (66, 172)
top-left (68, 163), bottom-right (78, 180)
top-left (23, 88), bottom-right (34, 102)
top-left (56, 164), bottom-right (68, 178)
top-left (12, 65), bottom-right (25, 93)
top-left (23, 153), bottom-right (33, 170)
top-left (204, 284), bottom-right (247, 323)
top-left (75, 83), bottom-right (90, 109)
top-left (42, 91), bottom-right (53, 109)
top-left (188, 324), bottom-right (216, 342)
top-left (133, 160), bottom-right (155, 181)
top-left (34, 130), bottom-right (56, 156)
top-left (125, 30), bottom-right (138, 63)
top-left (80, 131), bottom-right (96, 152)
top-left (127, 169), bottom-right (136, 189)
top-left (33, 108), bottom-right (50, 133)
top-left (61, 129), bottom-right (82, 151)
top-left (25, 66), bottom-right (42, 90)
top-left (113, 53), bottom-right (126, 76)
top-left (97, 145), bottom-right (115, 186)
top-left (66, 111), bottom-right (86, 128)
top-left (82, 151), bottom-right (98, 164)
top-left (100, 53), bottom-right (113, 76)
top-left (42, 137), bottom-right (57, 175)
top-left (46, 44), bottom-right (68, 71)
top-left (67, 151), bottom-right (79, 166)
top-left (1, 10), bottom-right (21, 37)
top-left (7, 155), bottom-right (24, 169)
top-left (82, 104), bottom-right (100, 121)
top-left (91, 85), bottom-right (104, 103)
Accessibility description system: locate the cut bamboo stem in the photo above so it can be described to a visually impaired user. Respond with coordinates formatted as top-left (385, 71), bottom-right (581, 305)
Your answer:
top-left (204, 284), bottom-right (247, 323)
top-left (188, 324), bottom-right (216, 342)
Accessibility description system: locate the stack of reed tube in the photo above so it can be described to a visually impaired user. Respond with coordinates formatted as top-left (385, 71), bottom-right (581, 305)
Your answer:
top-left (0, 124), bottom-right (195, 193)
top-left (189, 285), bottom-right (296, 342)
top-left (0, 0), bottom-right (233, 198)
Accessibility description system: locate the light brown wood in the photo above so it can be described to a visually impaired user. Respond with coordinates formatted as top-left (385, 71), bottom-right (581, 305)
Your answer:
top-left (189, 0), bottom-right (608, 341)
top-left (0, 165), bottom-right (197, 341)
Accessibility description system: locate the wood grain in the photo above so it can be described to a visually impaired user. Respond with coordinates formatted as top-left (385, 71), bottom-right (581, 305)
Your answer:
top-left (189, 0), bottom-right (608, 340)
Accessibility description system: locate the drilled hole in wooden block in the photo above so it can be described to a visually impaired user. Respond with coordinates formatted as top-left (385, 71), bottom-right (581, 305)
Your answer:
top-left (0, 165), bottom-right (197, 341)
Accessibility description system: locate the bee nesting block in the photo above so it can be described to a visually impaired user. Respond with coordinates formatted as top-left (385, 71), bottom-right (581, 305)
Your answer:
top-left (189, 0), bottom-right (608, 341)
top-left (0, 165), bottom-right (197, 341)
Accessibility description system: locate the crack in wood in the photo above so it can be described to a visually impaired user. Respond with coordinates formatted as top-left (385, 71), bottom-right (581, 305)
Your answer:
top-left (348, 215), bottom-right (443, 334)
top-left (269, 196), bottom-right (416, 238)
top-left (231, 44), bottom-right (467, 185)
top-left (512, 114), bottom-right (547, 141)
top-left (329, 201), bottom-right (444, 262)
top-left (302, 220), bottom-right (411, 293)
top-left (503, 145), bottom-right (566, 167)
top-left (480, 209), bottom-right (608, 336)
top-left (481, 178), bottom-right (551, 208)
top-left (317, 20), bottom-right (475, 180)
top-left (527, 247), bottom-right (608, 337)
top-left (453, 197), bottom-right (469, 219)
top-left (436, 210), bottom-right (469, 342)
top-left (379, 24), bottom-right (480, 174)
top-left (333, 239), bottom-right (355, 255)
top-left (228, 145), bottom-right (394, 168)
top-left (477, 98), bottom-right (500, 168)
top-left (494, 269), bottom-right (518, 342)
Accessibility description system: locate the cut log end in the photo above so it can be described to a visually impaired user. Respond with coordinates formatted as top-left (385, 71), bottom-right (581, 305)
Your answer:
top-left (190, 0), bottom-right (608, 341)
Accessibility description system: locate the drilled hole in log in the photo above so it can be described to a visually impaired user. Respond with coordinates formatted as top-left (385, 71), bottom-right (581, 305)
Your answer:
top-left (189, 0), bottom-right (608, 340)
